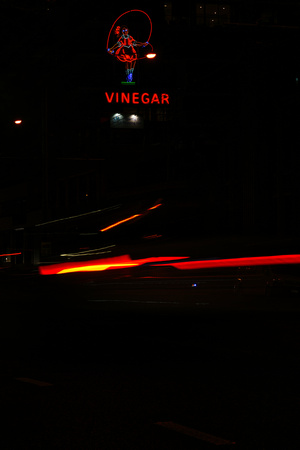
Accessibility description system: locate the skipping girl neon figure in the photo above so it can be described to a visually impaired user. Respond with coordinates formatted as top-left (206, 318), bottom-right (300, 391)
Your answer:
top-left (108, 26), bottom-right (149, 82)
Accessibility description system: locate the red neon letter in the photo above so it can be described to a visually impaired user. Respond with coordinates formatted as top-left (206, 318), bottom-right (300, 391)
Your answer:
top-left (141, 93), bottom-right (150, 104)
top-left (105, 92), bottom-right (114, 103)
top-left (161, 93), bottom-right (169, 104)
top-left (132, 93), bottom-right (140, 104)
top-left (151, 93), bottom-right (160, 104)
top-left (121, 92), bottom-right (130, 103)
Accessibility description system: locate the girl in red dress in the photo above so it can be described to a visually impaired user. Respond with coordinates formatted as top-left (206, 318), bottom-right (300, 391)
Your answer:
top-left (108, 27), bottom-right (148, 82)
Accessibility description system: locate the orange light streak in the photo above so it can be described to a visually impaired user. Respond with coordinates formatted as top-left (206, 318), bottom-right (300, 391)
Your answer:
top-left (39, 255), bottom-right (133, 275)
top-left (0, 252), bottom-right (22, 257)
top-left (39, 255), bottom-right (188, 275)
top-left (100, 214), bottom-right (141, 232)
top-left (100, 202), bottom-right (162, 232)
top-left (58, 263), bottom-right (138, 274)
top-left (147, 203), bottom-right (162, 210)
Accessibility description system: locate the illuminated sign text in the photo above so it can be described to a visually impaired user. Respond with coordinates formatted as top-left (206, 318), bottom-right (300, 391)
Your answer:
top-left (105, 92), bottom-right (169, 105)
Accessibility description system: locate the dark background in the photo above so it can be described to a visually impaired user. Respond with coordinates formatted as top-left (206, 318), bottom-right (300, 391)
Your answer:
top-left (1, 4), bottom-right (300, 449)
top-left (1, 0), bottom-right (300, 263)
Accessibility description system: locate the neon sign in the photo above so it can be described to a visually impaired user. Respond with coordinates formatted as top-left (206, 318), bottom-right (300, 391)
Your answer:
top-left (106, 10), bottom-right (155, 83)
top-left (105, 92), bottom-right (169, 105)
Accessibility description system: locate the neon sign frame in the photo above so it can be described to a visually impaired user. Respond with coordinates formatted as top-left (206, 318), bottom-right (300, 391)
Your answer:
top-left (106, 9), bottom-right (153, 62)
top-left (106, 10), bottom-right (154, 83)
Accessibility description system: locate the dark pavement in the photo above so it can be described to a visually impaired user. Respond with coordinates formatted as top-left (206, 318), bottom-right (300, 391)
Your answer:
top-left (0, 273), bottom-right (299, 449)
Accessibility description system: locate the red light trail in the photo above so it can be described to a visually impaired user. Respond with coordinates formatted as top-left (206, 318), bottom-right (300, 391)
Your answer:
top-left (157, 254), bottom-right (300, 270)
top-left (38, 254), bottom-right (300, 276)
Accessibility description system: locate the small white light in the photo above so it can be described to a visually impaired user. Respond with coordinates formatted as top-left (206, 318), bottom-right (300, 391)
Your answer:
top-left (112, 113), bottom-right (123, 120)
top-left (146, 53), bottom-right (156, 59)
top-left (14, 119), bottom-right (22, 124)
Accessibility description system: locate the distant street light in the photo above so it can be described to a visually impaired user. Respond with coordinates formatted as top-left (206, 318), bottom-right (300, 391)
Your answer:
top-left (146, 53), bottom-right (156, 59)
top-left (14, 119), bottom-right (22, 125)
